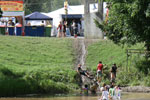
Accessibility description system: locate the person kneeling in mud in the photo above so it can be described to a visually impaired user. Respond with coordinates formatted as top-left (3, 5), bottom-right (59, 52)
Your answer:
top-left (77, 64), bottom-right (91, 79)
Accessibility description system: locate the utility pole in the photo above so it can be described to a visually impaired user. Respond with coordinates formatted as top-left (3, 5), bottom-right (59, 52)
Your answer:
top-left (98, 0), bottom-right (103, 20)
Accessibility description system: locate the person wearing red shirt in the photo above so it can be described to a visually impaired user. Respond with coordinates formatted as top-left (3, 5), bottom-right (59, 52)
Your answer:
top-left (57, 21), bottom-right (63, 37)
top-left (97, 61), bottom-right (103, 83)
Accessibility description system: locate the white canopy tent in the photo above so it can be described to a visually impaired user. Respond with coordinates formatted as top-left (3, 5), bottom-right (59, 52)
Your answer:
top-left (43, 3), bottom-right (107, 36)
top-left (43, 5), bottom-right (84, 36)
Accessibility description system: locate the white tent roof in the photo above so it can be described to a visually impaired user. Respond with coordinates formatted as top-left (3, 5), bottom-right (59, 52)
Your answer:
top-left (43, 5), bottom-right (84, 19)
top-left (42, 3), bottom-right (107, 36)
top-left (43, 4), bottom-right (100, 17)
top-left (43, 3), bottom-right (107, 18)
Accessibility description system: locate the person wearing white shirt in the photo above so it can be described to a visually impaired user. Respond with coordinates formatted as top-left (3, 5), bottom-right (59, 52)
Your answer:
top-left (115, 85), bottom-right (121, 100)
top-left (99, 86), bottom-right (109, 100)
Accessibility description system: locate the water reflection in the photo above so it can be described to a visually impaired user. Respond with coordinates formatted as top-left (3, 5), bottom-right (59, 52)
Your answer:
top-left (0, 93), bottom-right (150, 100)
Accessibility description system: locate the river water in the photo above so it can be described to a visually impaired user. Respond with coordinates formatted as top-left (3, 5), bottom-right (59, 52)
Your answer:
top-left (0, 93), bottom-right (150, 100)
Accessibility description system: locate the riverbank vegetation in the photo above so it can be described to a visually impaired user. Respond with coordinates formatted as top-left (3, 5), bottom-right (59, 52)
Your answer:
top-left (86, 40), bottom-right (150, 87)
top-left (0, 36), bottom-right (78, 97)
top-left (1, 36), bottom-right (150, 97)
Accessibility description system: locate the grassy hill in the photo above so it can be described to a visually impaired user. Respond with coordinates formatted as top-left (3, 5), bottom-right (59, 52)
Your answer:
top-left (86, 40), bottom-right (150, 86)
top-left (1, 36), bottom-right (150, 96)
top-left (0, 36), bottom-right (77, 96)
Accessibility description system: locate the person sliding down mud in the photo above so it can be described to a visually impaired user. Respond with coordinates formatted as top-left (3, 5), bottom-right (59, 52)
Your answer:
top-left (77, 64), bottom-right (92, 79)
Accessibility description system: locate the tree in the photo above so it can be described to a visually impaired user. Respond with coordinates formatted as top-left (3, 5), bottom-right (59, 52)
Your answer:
top-left (24, 0), bottom-right (45, 14)
top-left (96, 0), bottom-right (150, 57)
top-left (24, 0), bottom-right (81, 14)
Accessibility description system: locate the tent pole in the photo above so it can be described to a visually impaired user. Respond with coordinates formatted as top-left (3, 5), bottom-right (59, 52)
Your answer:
top-left (65, 0), bottom-right (68, 21)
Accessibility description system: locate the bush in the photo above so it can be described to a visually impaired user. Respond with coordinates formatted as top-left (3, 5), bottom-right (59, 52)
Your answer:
top-left (85, 40), bottom-right (150, 87)
top-left (136, 59), bottom-right (150, 75)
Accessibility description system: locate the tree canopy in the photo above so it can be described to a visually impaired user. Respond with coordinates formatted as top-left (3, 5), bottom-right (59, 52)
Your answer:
top-left (24, 0), bottom-right (81, 15)
top-left (96, 0), bottom-right (150, 51)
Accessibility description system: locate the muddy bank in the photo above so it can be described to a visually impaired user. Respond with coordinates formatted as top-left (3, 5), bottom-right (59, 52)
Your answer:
top-left (73, 38), bottom-right (86, 69)
top-left (73, 38), bottom-right (100, 67)
top-left (73, 38), bottom-right (150, 93)
top-left (122, 86), bottom-right (150, 93)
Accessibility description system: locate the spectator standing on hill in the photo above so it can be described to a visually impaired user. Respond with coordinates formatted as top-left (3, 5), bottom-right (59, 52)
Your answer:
top-left (57, 21), bottom-right (63, 37)
top-left (8, 19), bottom-right (15, 26)
top-left (72, 20), bottom-right (77, 38)
top-left (62, 21), bottom-right (67, 37)
top-left (97, 61), bottom-right (103, 84)
top-left (15, 20), bottom-right (22, 35)
top-left (110, 63), bottom-right (117, 82)
top-left (77, 22), bottom-right (81, 35)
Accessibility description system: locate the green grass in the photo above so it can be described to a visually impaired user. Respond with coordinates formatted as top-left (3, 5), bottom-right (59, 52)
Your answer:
top-left (0, 36), bottom-right (78, 96)
top-left (0, 36), bottom-right (74, 69)
top-left (86, 40), bottom-right (144, 69)
top-left (86, 40), bottom-right (150, 86)
top-left (1, 36), bottom-right (149, 96)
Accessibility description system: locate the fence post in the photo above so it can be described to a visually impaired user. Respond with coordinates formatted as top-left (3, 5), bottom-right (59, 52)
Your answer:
top-left (126, 49), bottom-right (129, 72)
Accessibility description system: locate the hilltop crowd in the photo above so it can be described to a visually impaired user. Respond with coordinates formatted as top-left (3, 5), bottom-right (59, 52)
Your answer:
top-left (57, 20), bottom-right (81, 38)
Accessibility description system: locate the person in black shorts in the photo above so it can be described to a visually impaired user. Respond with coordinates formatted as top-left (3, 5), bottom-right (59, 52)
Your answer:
top-left (110, 63), bottom-right (117, 82)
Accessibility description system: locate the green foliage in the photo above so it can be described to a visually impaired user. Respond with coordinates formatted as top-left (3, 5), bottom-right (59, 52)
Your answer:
top-left (86, 40), bottom-right (127, 70)
top-left (135, 59), bottom-right (150, 75)
top-left (143, 74), bottom-right (150, 86)
top-left (116, 67), bottom-right (140, 86)
top-left (116, 65), bottom-right (150, 87)
top-left (0, 36), bottom-right (78, 96)
top-left (25, 8), bottom-right (32, 15)
top-left (86, 40), bottom-right (150, 86)
top-left (96, 0), bottom-right (150, 50)
top-left (24, 0), bottom-right (81, 13)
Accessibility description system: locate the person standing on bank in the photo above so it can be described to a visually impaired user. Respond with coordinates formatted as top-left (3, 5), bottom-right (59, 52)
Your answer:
top-left (100, 86), bottom-right (109, 100)
top-left (97, 61), bottom-right (103, 83)
top-left (110, 63), bottom-right (117, 82)
top-left (109, 85), bottom-right (116, 100)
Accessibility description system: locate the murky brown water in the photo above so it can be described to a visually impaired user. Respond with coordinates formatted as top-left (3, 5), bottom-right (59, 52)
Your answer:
top-left (0, 93), bottom-right (150, 100)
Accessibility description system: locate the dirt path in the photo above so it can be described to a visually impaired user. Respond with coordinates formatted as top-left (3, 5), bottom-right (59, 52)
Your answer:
top-left (73, 38), bottom-right (86, 69)
top-left (73, 38), bottom-right (100, 87)
top-left (73, 38), bottom-right (99, 69)
top-left (73, 38), bottom-right (89, 87)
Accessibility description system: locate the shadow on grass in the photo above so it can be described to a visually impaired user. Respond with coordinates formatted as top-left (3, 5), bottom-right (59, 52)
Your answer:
top-left (136, 59), bottom-right (150, 75)
top-left (0, 67), bottom-right (70, 97)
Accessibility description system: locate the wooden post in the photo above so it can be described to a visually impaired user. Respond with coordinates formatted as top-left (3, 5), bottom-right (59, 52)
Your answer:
top-left (126, 49), bottom-right (129, 72)
top-left (64, 0), bottom-right (68, 21)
